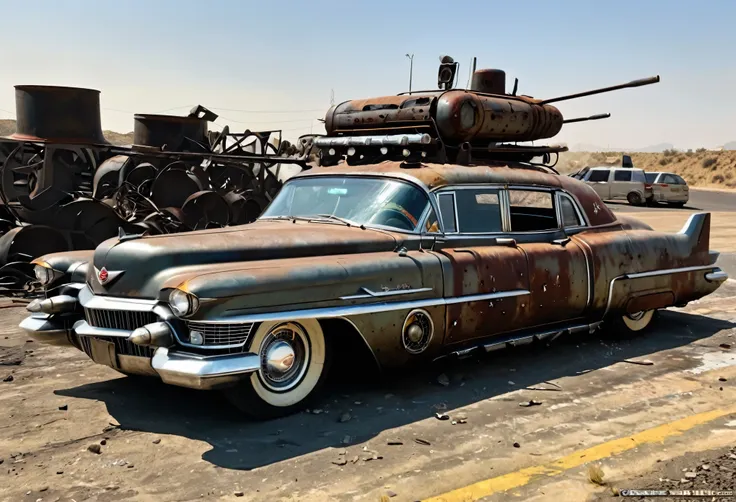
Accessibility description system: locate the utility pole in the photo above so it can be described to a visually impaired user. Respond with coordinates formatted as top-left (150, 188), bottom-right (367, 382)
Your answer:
top-left (405, 53), bottom-right (414, 94)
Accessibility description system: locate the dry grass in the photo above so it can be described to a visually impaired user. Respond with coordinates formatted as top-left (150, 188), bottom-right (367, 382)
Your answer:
top-left (557, 150), bottom-right (736, 189)
top-left (587, 464), bottom-right (606, 485)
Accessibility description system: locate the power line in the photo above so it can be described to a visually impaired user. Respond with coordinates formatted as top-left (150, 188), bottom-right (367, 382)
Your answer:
top-left (103, 105), bottom-right (324, 116)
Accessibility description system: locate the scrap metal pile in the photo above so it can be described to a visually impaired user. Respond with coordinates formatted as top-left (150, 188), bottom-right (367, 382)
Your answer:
top-left (0, 85), bottom-right (309, 296)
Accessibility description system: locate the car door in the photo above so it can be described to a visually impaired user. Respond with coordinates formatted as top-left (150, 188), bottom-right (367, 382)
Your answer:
top-left (585, 169), bottom-right (611, 200)
top-left (505, 188), bottom-right (589, 327)
top-left (610, 169), bottom-right (633, 199)
top-left (430, 186), bottom-right (530, 345)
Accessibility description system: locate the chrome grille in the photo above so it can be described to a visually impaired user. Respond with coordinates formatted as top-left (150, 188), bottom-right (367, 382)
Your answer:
top-left (84, 308), bottom-right (157, 331)
top-left (186, 321), bottom-right (255, 347)
top-left (79, 335), bottom-right (155, 358)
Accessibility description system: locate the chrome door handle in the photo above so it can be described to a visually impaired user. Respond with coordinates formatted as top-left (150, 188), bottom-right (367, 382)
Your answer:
top-left (495, 238), bottom-right (517, 246)
top-left (553, 237), bottom-right (571, 246)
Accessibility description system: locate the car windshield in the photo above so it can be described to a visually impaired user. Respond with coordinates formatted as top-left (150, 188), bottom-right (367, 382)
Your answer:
top-left (260, 176), bottom-right (429, 232)
top-left (645, 173), bottom-right (659, 183)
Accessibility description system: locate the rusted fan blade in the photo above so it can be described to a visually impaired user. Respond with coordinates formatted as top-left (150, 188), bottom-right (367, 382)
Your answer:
top-left (93, 155), bottom-right (130, 199)
top-left (0, 225), bottom-right (70, 265)
top-left (223, 190), bottom-right (268, 225)
top-left (181, 190), bottom-right (230, 230)
top-left (55, 199), bottom-right (130, 249)
top-left (151, 166), bottom-right (205, 209)
top-left (123, 161), bottom-right (157, 189)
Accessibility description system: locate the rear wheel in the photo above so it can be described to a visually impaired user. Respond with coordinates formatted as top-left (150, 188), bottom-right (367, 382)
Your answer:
top-left (606, 309), bottom-right (658, 339)
top-left (627, 192), bottom-right (643, 206)
top-left (222, 319), bottom-right (331, 420)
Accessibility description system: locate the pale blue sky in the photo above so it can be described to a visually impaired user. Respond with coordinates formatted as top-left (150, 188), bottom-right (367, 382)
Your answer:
top-left (1, 0), bottom-right (733, 149)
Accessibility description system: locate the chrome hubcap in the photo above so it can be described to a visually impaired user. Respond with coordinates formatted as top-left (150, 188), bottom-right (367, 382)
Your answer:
top-left (258, 322), bottom-right (310, 392)
top-left (627, 311), bottom-right (646, 321)
top-left (265, 340), bottom-right (296, 373)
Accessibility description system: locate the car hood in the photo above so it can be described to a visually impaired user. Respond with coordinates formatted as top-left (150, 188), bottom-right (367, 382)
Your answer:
top-left (88, 220), bottom-right (400, 298)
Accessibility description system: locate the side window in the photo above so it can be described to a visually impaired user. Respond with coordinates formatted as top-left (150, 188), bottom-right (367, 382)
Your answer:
top-left (662, 174), bottom-right (678, 184)
top-left (453, 189), bottom-right (503, 233)
top-left (559, 194), bottom-right (583, 227)
top-left (632, 170), bottom-right (646, 183)
top-left (437, 193), bottom-right (457, 232)
top-left (587, 170), bottom-right (610, 182)
top-left (673, 175), bottom-right (686, 185)
top-left (424, 207), bottom-right (440, 234)
top-left (614, 170), bottom-right (632, 182)
top-left (508, 190), bottom-right (557, 232)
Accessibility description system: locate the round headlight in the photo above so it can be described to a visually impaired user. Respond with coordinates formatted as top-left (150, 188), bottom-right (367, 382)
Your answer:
top-left (34, 265), bottom-right (53, 286)
top-left (460, 101), bottom-right (476, 130)
top-left (169, 289), bottom-right (199, 317)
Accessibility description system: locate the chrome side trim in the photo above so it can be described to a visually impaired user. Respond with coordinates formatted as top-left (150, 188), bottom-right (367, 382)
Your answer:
top-left (339, 286), bottom-right (434, 301)
top-left (602, 264), bottom-right (717, 317)
top-left (73, 319), bottom-right (132, 338)
top-left (313, 133), bottom-right (431, 147)
top-left (625, 264), bottom-right (716, 280)
top-left (438, 321), bottom-right (602, 360)
top-left (151, 347), bottom-right (260, 390)
top-left (78, 285), bottom-right (157, 311)
top-left (215, 289), bottom-right (531, 324)
top-left (444, 290), bottom-right (529, 305)
top-left (705, 270), bottom-right (728, 283)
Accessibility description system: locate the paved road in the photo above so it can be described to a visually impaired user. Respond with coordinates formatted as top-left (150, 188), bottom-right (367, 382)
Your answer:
top-left (608, 188), bottom-right (736, 213)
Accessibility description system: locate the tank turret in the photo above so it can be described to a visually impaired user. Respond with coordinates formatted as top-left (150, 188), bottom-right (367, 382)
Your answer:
top-left (316, 56), bottom-right (659, 169)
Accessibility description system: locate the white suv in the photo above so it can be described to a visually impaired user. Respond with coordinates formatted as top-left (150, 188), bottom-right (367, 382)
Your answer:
top-left (572, 166), bottom-right (653, 206)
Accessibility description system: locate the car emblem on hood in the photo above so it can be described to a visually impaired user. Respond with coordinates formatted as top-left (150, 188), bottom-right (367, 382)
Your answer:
top-left (94, 267), bottom-right (124, 286)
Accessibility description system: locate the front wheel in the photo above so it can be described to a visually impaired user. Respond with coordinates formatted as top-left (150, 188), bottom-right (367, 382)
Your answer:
top-left (222, 319), bottom-right (331, 420)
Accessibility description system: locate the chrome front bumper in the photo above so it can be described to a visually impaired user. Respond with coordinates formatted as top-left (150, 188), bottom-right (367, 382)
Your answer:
top-left (20, 314), bottom-right (261, 390)
top-left (152, 348), bottom-right (259, 389)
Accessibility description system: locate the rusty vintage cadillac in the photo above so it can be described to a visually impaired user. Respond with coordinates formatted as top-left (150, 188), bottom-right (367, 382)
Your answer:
top-left (19, 60), bottom-right (729, 418)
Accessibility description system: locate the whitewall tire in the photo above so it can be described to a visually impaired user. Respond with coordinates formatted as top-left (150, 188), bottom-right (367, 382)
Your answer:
top-left (621, 310), bottom-right (655, 332)
top-left (223, 319), bottom-right (331, 419)
top-left (605, 309), bottom-right (658, 339)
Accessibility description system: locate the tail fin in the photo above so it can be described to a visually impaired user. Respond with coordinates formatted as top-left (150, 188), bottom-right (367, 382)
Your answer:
top-left (678, 212), bottom-right (711, 255)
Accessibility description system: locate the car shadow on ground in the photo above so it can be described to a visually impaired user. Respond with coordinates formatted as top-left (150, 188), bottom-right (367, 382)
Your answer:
top-left (56, 310), bottom-right (734, 471)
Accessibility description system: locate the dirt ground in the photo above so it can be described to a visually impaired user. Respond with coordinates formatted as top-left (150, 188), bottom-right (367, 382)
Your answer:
top-left (1, 210), bottom-right (735, 502)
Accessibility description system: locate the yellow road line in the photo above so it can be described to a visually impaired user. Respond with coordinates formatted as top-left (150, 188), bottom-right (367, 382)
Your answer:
top-left (423, 406), bottom-right (736, 502)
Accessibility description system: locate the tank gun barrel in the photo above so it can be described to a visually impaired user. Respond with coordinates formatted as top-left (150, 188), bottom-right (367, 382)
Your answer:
top-left (562, 113), bottom-right (611, 124)
top-left (539, 75), bottom-right (660, 105)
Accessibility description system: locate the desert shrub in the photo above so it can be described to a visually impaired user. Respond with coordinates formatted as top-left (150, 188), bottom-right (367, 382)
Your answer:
top-left (663, 148), bottom-right (678, 157)
top-left (702, 157), bottom-right (717, 169)
top-left (725, 171), bottom-right (733, 180)
top-left (696, 147), bottom-right (707, 153)
top-left (711, 174), bottom-right (725, 183)
top-left (685, 149), bottom-right (693, 156)
top-left (659, 157), bottom-right (670, 166)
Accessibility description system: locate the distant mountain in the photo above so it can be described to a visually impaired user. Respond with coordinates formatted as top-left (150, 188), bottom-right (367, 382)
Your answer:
top-left (569, 142), bottom-right (675, 153)
top-left (0, 119), bottom-right (133, 145)
top-left (721, 141), bottom-right (736, 150)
